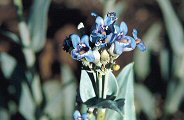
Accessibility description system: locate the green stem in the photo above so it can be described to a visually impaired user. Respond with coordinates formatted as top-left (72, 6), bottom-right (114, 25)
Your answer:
top-left (98, 72), bottom-right (102, 98)
top-left (97, 70), bottom-right (109, 120)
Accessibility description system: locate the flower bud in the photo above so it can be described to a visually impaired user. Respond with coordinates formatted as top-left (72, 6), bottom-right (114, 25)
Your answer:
top-left (113, 64), bottom-right (120, 71)
top-left (100, 49), bottom-right (110, 65)
top-left (108, 43), bottom-right (119, 58)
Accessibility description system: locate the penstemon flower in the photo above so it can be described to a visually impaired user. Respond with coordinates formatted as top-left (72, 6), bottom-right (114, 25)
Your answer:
top-left (90, 12), bottom-right (117, 48)
top-left (132, 29), bottom-right (146, 51)
top-left (70, 34), bottom-right (95, 62)
top-left (63, 12), bottom-right (146, 120)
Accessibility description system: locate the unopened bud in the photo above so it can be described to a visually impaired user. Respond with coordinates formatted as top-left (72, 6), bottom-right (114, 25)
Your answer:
top-left (100, 49), bottom-right (110, 64)
top-left (108, 43), bottom-right (119, 58)
top-left (113, 64), bottom-right (120, 71)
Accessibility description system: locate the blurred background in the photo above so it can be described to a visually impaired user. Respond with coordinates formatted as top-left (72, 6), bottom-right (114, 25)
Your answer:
top-left (0, 0), bottom-right (184, 120)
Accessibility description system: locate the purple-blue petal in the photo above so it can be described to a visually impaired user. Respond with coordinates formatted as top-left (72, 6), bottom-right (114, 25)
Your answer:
top-left (71, 34), bottom-right (80, 49)
top-left (132, 29), bottom-right (138, 39)
top-left (108, 33), bottom-right (117, 43)
top-left (137, 42), bottom-right (146, 51)
top-left (91, 12), bottom-right (97, 17)
top-left (82, 113), bottom-right (88, 120)
top-left (120, 22), bottom-right (128, 35)
top-left (114, 25), bottom-right (120, 33)
top-left (90, 33), bottom-right (98, 43)
top-left (130, 37), bottom-right (136, 49)
top-left (114, 41), bottom-right (123, 55)
top-left (82, 50), bottom-right (95, 62)
top-left (71, 49), bottom-right (80, 60)
top-left (74, 110), bottom-right (81, 119)
top-left (104, 17), bottom-right (113, 26)
top-left (90, 32), bottom-right (106, 44)
top-left (123, 36), bottom-right (136, 49)
top-left (81, 35), bottom-right (90, 48)
top-left (96, 16), bottom-right (104, 26)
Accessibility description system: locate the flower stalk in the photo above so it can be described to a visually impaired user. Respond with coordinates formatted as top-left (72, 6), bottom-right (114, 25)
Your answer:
top-left (97, 69), bottom-right (110, 120)
top-left (63, 12), bottom-right (146, 120)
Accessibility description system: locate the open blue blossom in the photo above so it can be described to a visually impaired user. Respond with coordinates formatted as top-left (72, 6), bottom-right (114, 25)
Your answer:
top-left (74, 110), bottom-right (81, 120)
top-left (91, 12), bottom-right (117, 29)
top-left (71, 34), bottom-right (95, 62)
top-left (132, 29), bottom-right (146, 51)
top-left (112, 22), bottom-right (137, 55)
top-left (104, 12), bottom-right (118, 26)
top-left (82, 113), bottom-right (88, 120)
top-left (90, 12), bottom-right (117, 47)
top-left (74, 111), bottom-right (89, 120)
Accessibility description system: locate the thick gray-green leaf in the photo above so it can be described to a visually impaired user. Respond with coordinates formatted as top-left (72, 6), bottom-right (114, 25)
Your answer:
top-left (31, 74), bottom-right (43, 106)
top-left (94, 99), bottom-right (124, 116)
top-left (134, 22), bottom-right (162, 81)
top-left (159, 49), bottom-right (169, 80)
top-left (0, 108), bottom-right (10, 120)
top-left (18, 22), bottom-right (31, 47)
top-left (80, 70), bottom-right (96, 103)
top-left (156, 0), bottom-right (184, 55)
top-left (103, 0), bottom-right (125, 18)
top-left (28, 0), bottom-right (51, 52)
top-left (134, 84), bottom-right (156, 120)
top-left (0, 30), bottom-right (20, 44)
top-left (43, 65), bottom-right (77, 119)
top-left (107, 72), bottom-right (119, 97)
top-left (0, 53), bottom-right (17, 79)
top-left (19, 82), bottom-right (35, 120)
top-left (106, 63), bottom-right (136, 120)
top-left (43, 80), bottom-right (63, 119)
top-left (61, 65), bottom-right (77, 120)
top-left (165, 80), bottom-right (184, 114)
top-left (22, 48), bottom-right (35, 67)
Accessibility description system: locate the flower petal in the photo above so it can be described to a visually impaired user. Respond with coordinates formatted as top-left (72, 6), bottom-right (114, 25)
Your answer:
top-left (107, 33), bottom-right (116, 43)
top-left (82, 113), bottom-right (88, 120)
top-left (124, 36), bottom-right (136, 49)
top-left (120, 22), bottom-right (128, 35)
top-left (132, 29), bottom-right (138, 39)
top-left (90, 32), bottom-right (106, 45)
top-left (71, 49), bottom-right (80, 60)
top-left (137, 41), bottom-right (146, 51)
top-left (114, 41), bottom-right (124, 55)
top-left (71, 34), bottom-right (80, 49)
top-left (114, 25), bottom-right (120, 33)
top-left (90, 33), bottom-right (99, 43)
top-left (91, 12), bottom-right (97, 17)
top-left (82, 50), bottom-right (95, 62)
top-left (81, 35), bottom-right (90, 48)
top-left (104, 12), bottom-right (117, 26)
top-left (123, 45), bottom-right (134, 51)
top-left (96, 16), bottom-right (104, 26)
top-left (73, 110), bottom-right (81, 119)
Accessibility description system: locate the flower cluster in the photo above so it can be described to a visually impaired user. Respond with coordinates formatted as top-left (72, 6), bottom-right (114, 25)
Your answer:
top-left (63, 12), bottom-right (146, 120)
top-left (63, 12), bottom-right (146, 71)
top-left (74, 110), bottom-right (88, 120)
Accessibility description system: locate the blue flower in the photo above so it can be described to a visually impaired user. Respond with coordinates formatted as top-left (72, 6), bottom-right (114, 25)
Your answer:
top-left (91, 12), bottom-right (117, 28)
top-left (132, 29), bottom-right (146, 51)
top-left (104, 12), bottom-right (118, 26)
top-left (73, 111), bottom-right (89, 120)
top-left (74, 110), bottom-right (81, 120)
top-left (82, 113), bottom-right (88, 120)
top-left (71, 34), bottom-right (95, 62)
top-left (112, 22), bottom-right (137, 55)
top-left (90, 12), bottom-right (118, 47)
